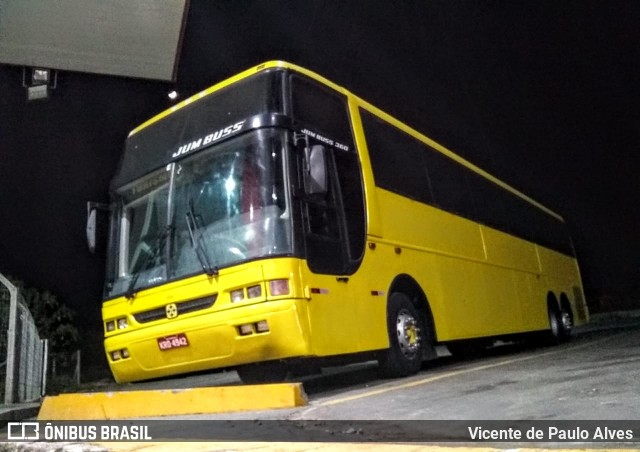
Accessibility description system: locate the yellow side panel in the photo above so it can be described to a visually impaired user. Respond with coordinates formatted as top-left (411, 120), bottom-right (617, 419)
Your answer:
top-left (538, 246), bottom-right (580, 285)
top-left (299, 266), bottom-right (360, 356)
top-left (513, 271), bottom-right (548, 332)
top-left (537, 246), bottom-right (589, 326)
top-left (433, 257), bottom-right (544, 339)
top-left (375, 190), bottom-right (485, 261)
top-left (368, 188), bottom-right (581, 341)
top-left (481, 226), bottom-right (540, 274)
top-left (299, 252), bottom-right (389, 356)
top-left (348, 243), bottom-right (424, 350)
top-left (436, 255), bottom-right (492, 338)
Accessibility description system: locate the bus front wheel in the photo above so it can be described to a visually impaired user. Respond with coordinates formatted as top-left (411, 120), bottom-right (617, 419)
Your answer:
top-left (378, 292), bottom-right (425, 378)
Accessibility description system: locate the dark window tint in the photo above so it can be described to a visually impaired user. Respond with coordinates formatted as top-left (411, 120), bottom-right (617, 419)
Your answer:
top-left (360, 109), bottom-right (432, 204)
top-left (334, 148), bottom-right (366, 262)
top-left (466, 171), bottom-right (512, 233)
top-left (424, 151), bottom-right (476, 218)
top-left (291, 75), bottom-right (353, 147)
top-left (301, 145), bottom-right (366, 274)
top-left (117, 70), bottom-right (284, 187)
top-left (466, 172), bottom-right (573, 255)
top-left (361, 107), bottom-right (574, 256)
top-left (292, 74), bottom-right (365, 272)
top-left (301, 148), bottom-right (347, 274)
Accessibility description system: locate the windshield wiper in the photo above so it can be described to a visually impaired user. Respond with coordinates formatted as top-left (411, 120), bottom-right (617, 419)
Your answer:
top-left (125, 225), bottom-right (172, 299)
top-left (185, 199), bottom-right (218, 276)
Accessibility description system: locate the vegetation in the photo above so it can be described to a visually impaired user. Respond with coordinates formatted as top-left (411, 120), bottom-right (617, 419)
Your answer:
top-left (6, 276), bottom-right (80, 393)
top-left (9, 278), bottom-right (79, 356)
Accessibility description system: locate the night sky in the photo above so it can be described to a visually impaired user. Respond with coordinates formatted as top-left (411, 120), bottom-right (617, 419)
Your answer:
top-left (1, 1), bottom-right (639, 364)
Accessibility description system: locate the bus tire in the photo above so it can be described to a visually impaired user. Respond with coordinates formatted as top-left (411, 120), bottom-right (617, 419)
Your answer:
top-left (236, 360), bottom-right (289, 384)
top-left (546, 302), bottom-right (571, 344)
top-left (378, 292), bottom-right (425, 378)
top-left (559, 301), bottom-right (574, 340)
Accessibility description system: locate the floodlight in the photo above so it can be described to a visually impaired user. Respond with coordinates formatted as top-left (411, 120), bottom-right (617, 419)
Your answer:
top-left (26, 84), bottom-right (48, 101)
top-left (31, 68), bottom-right (50, 85)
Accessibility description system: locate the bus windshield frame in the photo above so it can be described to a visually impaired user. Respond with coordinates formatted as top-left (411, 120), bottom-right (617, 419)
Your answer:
top-left (105, 128), bottom-right (293, 299)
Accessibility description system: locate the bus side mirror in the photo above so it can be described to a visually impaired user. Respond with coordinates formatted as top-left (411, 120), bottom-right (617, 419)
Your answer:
top-left (86, 202), bottom-right (109, 254)
top-left (304, 145), bottom-right (328, 195)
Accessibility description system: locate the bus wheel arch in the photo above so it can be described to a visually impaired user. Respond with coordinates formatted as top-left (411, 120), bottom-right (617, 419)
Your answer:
top-left (378, 275), bottom-right (436, 378)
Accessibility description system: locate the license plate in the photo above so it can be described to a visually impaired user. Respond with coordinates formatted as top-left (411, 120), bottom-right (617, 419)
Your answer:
top-left (157, 333), bottom-right (189, 351)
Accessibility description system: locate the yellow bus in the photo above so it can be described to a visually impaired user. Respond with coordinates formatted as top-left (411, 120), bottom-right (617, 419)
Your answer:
top-left (91, 61), bottom-right (589, 384)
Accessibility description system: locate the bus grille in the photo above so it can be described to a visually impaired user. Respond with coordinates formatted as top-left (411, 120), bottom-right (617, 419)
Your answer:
top-left (133, 295), bottom-right (217, 324)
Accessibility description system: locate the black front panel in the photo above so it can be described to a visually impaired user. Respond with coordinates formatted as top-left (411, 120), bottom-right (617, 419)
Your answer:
top-left (113, 70), bottom-right (285, 188)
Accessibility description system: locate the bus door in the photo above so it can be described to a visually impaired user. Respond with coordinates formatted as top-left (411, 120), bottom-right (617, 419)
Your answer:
top-left (297, 135), bottom-right (366, 355)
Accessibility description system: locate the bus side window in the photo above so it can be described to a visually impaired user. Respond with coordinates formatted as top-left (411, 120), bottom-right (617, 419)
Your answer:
top-left (307, 198), bottom-right (340, 238)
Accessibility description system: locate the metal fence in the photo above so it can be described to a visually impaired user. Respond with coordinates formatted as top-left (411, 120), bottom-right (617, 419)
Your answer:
top-left (0, 273), bottom-right (48, 404)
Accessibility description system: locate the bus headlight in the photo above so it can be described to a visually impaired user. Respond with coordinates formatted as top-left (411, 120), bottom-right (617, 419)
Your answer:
top-left (230, 288), bottom-right (244, 303)
top-left (247, 284), bottom-right (262, 299)
top-left (105, 317), bottom-right (128, 332)
top-left (269, 279), bottom-right (290, 296)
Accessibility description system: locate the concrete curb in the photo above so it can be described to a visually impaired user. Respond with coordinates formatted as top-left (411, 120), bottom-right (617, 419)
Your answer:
top-left (37, 383), bottom-right (307, 420)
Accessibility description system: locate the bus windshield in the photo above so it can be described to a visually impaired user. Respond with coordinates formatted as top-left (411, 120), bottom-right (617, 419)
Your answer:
top-left (106, 129), bottom-right (292, 298)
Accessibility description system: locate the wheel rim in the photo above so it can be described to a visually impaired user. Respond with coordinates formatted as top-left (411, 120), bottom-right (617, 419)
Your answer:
top-left (561, 310), bottom-right (573, 334)
top-left (395, 309), bottom-right (421, 359)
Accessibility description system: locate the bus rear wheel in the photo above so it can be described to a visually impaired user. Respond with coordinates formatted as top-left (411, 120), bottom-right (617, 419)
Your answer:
top-left (559, 302), bottom-right (574, 340)
top-left (546, 302), bottom-right (572, 344)
top-left (378, 292), bottom-right (425, 378)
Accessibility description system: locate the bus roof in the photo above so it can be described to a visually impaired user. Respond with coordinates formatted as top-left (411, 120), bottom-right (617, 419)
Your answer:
top-left (128, 61), bottom-right (345, 137)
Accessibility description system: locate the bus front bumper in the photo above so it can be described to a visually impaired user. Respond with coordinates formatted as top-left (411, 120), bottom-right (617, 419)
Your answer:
top-left (104, 298), bottom-right (310, 383)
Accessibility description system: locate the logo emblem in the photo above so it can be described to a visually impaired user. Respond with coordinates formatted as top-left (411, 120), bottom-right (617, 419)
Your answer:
top-left (165, 303), bottom-right (178, 319)
top-left (7, 422), bottom-right (40, 440)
